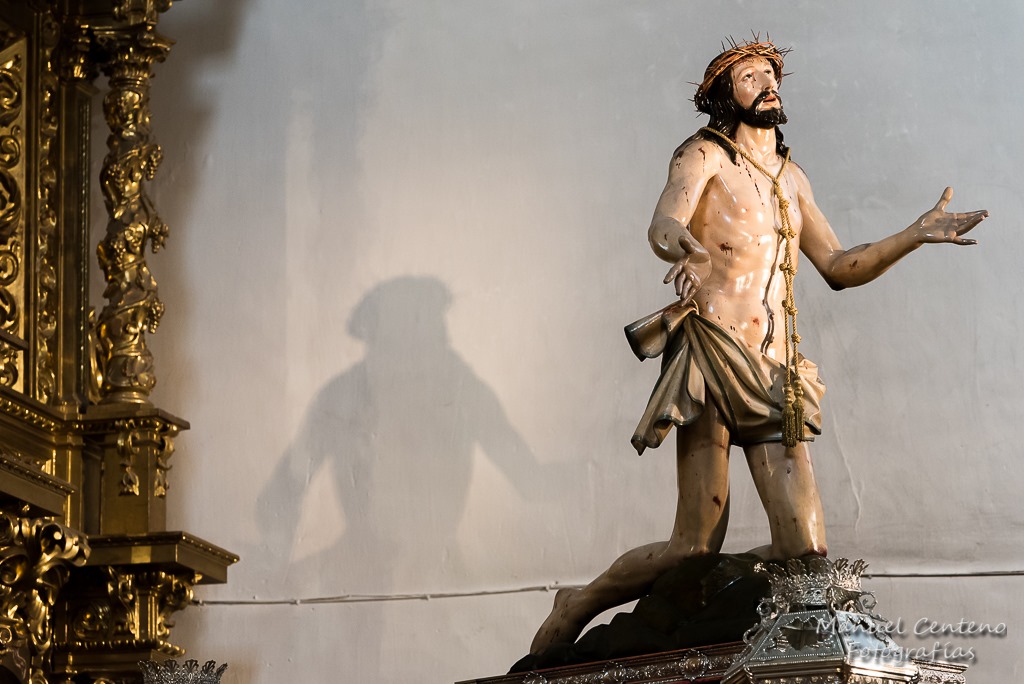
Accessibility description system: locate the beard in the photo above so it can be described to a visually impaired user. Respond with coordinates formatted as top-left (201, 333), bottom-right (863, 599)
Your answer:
top-left (739, 91), bottom-right (788, 129)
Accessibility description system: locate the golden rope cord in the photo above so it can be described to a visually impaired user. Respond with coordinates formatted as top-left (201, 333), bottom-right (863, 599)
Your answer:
top-left (698, 126), bottom-right (805, 447)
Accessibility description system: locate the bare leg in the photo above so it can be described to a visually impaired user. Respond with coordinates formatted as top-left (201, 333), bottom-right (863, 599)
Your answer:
top-left (668, 399), bottom-right (731, 557)
top-left (529, 402), bottom-right (731, 654)
top-left (743, 441), bottom-right (827, 558)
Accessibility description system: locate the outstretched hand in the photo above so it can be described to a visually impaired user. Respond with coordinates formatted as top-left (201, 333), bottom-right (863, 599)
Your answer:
top-left (913, 187), bottom-right (989, 245)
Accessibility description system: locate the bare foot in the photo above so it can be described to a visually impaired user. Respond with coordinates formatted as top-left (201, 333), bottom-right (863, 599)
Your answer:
top-left (529, 587), bottom-right (588, 654)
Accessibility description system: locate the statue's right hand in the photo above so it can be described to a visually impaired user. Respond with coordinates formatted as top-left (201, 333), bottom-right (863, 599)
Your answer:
top-left (663, 250), bottom-right (711, 303)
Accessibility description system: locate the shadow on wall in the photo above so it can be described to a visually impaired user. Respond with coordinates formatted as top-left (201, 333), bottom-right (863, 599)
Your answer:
top-left (252, 275), bottom-right (570, 671)
top-left (257, 274), bottom-right (571, 561)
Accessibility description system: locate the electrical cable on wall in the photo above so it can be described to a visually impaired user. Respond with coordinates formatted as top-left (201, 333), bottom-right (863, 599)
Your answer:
top-left (192, 570), bottom-right (1024, 606)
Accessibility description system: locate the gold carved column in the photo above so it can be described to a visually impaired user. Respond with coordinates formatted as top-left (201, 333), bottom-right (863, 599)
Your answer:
top-left (50, 2), bottom-right (239, 683)
top-left (0, 2), bottom-right (237, 681)
top-left (93, 24), bottom-right (170, 406)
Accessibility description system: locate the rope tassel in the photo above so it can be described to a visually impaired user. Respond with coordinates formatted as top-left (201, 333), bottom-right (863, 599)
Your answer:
top-left (782, 383), bottom-right (804, 448)
top-left (782, 400), bottom-right (798, 448)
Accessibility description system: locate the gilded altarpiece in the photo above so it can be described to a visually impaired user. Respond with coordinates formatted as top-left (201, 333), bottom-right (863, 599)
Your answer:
top-left (0, 2), bottom-right (238, 684)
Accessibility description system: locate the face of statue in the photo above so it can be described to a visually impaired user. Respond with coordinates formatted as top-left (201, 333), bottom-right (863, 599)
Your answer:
top-left (730, 57), bottom-right (779, 109)
top-left (730, 57), bottom-right (787, 129)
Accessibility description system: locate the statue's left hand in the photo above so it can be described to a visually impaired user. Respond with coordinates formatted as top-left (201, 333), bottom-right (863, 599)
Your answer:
top-left (912, 187), bottom-right (989, 245)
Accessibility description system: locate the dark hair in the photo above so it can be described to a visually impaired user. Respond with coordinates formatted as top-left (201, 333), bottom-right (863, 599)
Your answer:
top-left (694, 69), bottom-right (788, 163)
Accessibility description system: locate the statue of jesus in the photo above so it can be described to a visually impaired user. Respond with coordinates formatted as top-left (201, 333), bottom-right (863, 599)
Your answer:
top-left (530, 39), bottom-right (988, 654)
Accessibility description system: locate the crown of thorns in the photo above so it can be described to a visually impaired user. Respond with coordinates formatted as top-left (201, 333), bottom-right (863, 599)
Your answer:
top-left (694, 37), bottom-right (790, 113)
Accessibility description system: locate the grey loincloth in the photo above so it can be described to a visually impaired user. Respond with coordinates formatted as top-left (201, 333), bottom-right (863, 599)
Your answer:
top-left (625, 301), bottom-right (825, 454)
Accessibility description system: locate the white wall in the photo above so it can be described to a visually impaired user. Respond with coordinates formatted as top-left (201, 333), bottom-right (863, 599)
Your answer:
top-left (122, 1), bottom-right (1024, 681)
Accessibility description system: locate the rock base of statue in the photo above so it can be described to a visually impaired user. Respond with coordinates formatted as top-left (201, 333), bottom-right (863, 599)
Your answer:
top-left (459, 556), bottom-right (969, 684)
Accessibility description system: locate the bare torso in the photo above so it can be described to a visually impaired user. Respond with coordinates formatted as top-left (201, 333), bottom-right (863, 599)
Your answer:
top-left (662, 137), bottom-right (805, 361)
